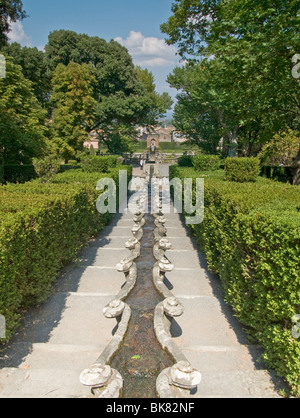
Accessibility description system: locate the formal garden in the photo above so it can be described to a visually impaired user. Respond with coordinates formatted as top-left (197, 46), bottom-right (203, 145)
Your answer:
top-left (170, 154), bottom-right (300, 396)
top-left (0, 0), bottom-right (299, 399)
top-left (0, 157), bottom-right (132, 342)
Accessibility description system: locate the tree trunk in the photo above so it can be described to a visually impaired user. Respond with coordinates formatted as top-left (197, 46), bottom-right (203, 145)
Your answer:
top-left (292, 148), bottom-right (300, 185)
top-left (228, 127), bottom-right (238, 157)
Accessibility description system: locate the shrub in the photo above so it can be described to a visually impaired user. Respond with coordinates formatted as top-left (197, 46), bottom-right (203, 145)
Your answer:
top-left (260, 166), bottom-right (293, 184)
top-left (1, 164), bottom-right (37, 184)
top-left (193, 154), bottom-right (220, 171)
top-left (80, 155), bottom-right (118, 173)
top-left (170, 166), bottom-right (300, 396)
top-left (158, 142), bottom-right (179, 151)
top-left (225, 157), bottom-right (260, 182)
top-left (178, 155), bottom-right (194, 167)
top-left (0, 165), bottom-right (131, 342)
top-left (258, 130), bottom-right (299, 166)
top-left (33, 155), bottom-right (61, 183)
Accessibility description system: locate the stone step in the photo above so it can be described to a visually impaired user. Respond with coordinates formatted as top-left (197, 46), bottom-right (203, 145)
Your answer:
top-left (193, 370), bottom-right (282, 398)
top-left (0, 172), bottom-right (286, 398)
top-left (0, 366), bottom-right (92, 398)
top-left (80, 248), bottom-right (131, 267)
top-left (57, 266), bottom-right (125, 295)
top-left (181, 344), bottom-right (265, 373)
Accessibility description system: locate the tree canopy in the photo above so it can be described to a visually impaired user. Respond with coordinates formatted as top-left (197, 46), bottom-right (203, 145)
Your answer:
top-left (45, 30), bottom-right (172, 153)
top-left (0, 28), bottom-right (173, 163)
top-left (162, 0), bottom-right (300, 159)
top-left (0, 57), bottom-right (47, 165)
top-left (2, 42), bottom-right (51, 105)
top-left (0, 0), bottom-right (27, 48)
top-left (51, 62), bottom-right (97, 161)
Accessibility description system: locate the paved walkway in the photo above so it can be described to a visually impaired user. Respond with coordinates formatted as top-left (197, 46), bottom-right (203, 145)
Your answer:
top-left (0, 165), bottom-right (286, 398)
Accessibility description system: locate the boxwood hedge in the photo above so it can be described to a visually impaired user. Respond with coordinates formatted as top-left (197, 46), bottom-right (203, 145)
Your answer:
top-left (80, 155), bottom-right (118, 173)
top-left (170, 166), bottom-right (300, 396)
top-left (193, 154), bottom-right (221, 171)
top-left (0, 165), bottom-right (132, 342)
top-left (225, 157), bottom-right (261, 182)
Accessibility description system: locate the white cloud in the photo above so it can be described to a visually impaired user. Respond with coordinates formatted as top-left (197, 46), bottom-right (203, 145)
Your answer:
top-left (136, 57), bottom-right (177, 67)
top-left (8, 21), bottom-right (31, 47)
top-left (115, 31), bottom-right (179, 68)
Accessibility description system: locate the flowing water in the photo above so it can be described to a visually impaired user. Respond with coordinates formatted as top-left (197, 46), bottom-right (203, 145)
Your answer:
top-left (110, 184), bottom-right (173, 398)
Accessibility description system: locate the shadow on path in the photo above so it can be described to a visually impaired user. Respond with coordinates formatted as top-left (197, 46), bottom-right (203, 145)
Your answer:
top-left (170, 210), bottom-right (288, 395)
top-left (0, 213), bottom-right (126, 369)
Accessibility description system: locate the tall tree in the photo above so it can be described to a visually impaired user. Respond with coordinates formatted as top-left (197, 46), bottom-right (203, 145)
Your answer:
top-left (45, 30), bottom-right (170, 153)
top-left (0, 57), bottom-right (47, 165)
top-left (51, 62), bottom-right (97, 161)
top-left (1, 42), bottom-right (51, 105)
top-left (135, 66), bottom-right (173, 125)
top-left (162, 0), bottom-right (300, 157)
top-left (0, 0), bottom-right (27, 48)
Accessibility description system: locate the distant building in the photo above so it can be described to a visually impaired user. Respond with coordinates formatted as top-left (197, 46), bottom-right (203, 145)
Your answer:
top-left (84, 130), bottom-right (99, 150)
top-left (136, 125), bottom-right (188, 148)
top-left (153, 126), bottom-right (174, 142)
top-left (172, 131), bottom-right (189, 144)
top-left (83, 125), bottom-right (189, 152)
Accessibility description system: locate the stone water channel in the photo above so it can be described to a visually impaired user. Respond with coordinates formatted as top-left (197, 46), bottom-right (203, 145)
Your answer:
top-left (80, 170), bottom-right (202, 398)
top-left (109, 185), bottom-right (173, 398)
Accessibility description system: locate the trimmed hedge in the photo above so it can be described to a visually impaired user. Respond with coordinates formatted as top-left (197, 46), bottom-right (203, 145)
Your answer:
top-left (260, 166), bottom-right (293, 184)
top-left (178, 155), bottom-right (194, 167)
top-left (193, 154), bottom-right (220, 171)
top-left (0, 164), bottom-right (37, 184)
top-left (158, 142), bottom-right (180, 151)
top-left (170, 166), bottom-right (300, 396)
top-left (225, 157), bottom-right (261, 182)
top-left (0, 165), bottom-right (131, 342)
top-left (80, 155), bottom-right (118, 173)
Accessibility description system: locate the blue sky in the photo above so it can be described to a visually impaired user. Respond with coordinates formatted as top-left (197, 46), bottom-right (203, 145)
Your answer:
top-left (8, 0), bottom-right (182, 109)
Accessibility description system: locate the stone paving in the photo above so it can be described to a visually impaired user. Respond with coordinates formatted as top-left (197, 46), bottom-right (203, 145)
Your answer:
top-left (0, 164), bottom-right (286, 398)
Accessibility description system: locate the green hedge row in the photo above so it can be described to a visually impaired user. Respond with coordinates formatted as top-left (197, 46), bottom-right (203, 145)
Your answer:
top-left (170, 166), bottom-right (300, 396)
top-left (193, 154), bottom-right (221, 171)
top-left (225, 157), bottom-right (261, 183)
top-left (260, 166), bottom-right (293, 184)
top-left (178, 154), bottom-right (222, 170)
top-left (80, 155), bottom-right (118, 173)
top-left (0, 164), bottom-right (38, 184)
top-left (178, 155), bottom-right (194, 167)
top-left (158, 142), bottom-right (181, 151)
top-left (0, 165), bottom-right (132, 342)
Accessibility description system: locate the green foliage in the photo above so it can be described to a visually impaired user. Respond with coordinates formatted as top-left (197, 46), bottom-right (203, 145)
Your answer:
top-left (80, 155), bottom-right (118, 173)
top-left (168, 63), bottom-right (230, 155)
top-left (170, 166), bottom-right (300, 396)
top-left (158, 142), bottom-right (179, 151)
top-left (45, 30), bottom-right (171, 153)
top-left (32, 155), bottom-right (61, 183)
top-left (258, 130), bottom-right (300, 167)
top-left (1, 164), bottom-right (37, 184)
top-left (51, 62), bottom-right (97, 161)
top-left (193, 154), bottom-right (220, 171)
top-left (0, 166), bottom-right (130, 342)
top-left (163, 1), bottom-right (300, 158)
top-left (260, 166), bottom-right (293, 184)
top-left (262, 326), bottom-right (300, 396)
top-left (1, 42), bottom-right (51, 105)
top-left (0, 0), bottom-right (27, 48)
top-left (178, 155), bottom-right (194, 167)
top-left (89, 145), bottom-right (96, 156)
top-left (135, 66), bottom-right (173, 122)
top-left (1, 29), bottom-right (172, 161)
top-left (45, 30), bottom-right (159, 128)
top-left (98, 124), bottom-right (138, 155)
top-left (225, 157), bottom-right (261, 182)
top-left (0, 57), bottom-right (47, 165)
